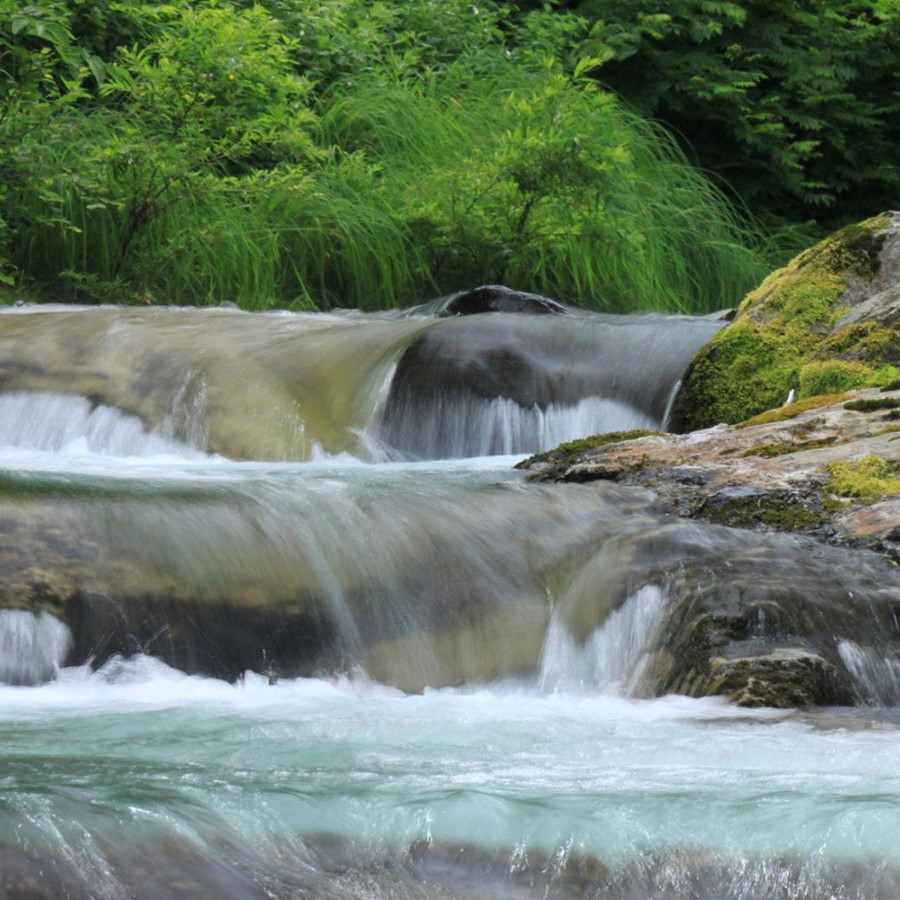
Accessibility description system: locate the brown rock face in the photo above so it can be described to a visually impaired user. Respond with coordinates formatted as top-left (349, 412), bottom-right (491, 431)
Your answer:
top-left (519, 386), bottom-right (900, 562)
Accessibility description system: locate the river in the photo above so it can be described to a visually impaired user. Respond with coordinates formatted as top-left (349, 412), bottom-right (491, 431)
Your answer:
top-left (0, 303), bottom-right (898, 898)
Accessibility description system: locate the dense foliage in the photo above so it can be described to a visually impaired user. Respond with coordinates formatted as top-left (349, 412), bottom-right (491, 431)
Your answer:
top-left (0, 0), bottom-right (894, 312)
top-left (549, 0), bottom-right (900, 232)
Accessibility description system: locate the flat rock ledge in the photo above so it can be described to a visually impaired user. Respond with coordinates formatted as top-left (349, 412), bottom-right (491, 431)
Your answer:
top-left (518, 385), bottom-right (900, 564)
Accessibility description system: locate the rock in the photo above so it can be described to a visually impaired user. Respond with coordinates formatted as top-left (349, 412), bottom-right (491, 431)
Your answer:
top-left (703, 649), bottom-right (853, 707)
top-left (518, 385), bottom-right (900, 561)
top-left (520, 385), bottom-right (900, 708)
top-left (668, 212), bottom-right (900, 432)
top-left (436, 284), bottom-right (571, 316)
top-left (541, 514), bottom-right (900, 708)
top-left (378, 314), bottom-right (720, 457)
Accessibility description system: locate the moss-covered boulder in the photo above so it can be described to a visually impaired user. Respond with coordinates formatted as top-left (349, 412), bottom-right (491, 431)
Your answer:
top-left (669, 212), bottom-right (900, 432)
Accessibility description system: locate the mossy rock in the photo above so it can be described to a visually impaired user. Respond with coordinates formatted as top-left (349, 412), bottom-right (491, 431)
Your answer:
top-left (514, 429), bottom-right (663, 471)
top-left (704, 650), bottom-right (854, 708)
top-left (699, 489), bottom-right (829, 532)
top-left (670, 212), bottom-right (900, 432)
top-left (737, 393), bottom-right (851, 428)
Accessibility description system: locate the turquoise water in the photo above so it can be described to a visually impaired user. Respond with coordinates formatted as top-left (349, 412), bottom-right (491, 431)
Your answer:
top-left (2, 658), bottom-right (900, 897)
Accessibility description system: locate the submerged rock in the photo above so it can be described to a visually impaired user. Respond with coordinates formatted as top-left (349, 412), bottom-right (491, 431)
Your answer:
top-left (669, 211), bottom-right (900, 432)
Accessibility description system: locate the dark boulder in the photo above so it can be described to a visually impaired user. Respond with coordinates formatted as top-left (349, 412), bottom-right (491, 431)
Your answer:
top-left (437, 284), bottom-right (570, 317)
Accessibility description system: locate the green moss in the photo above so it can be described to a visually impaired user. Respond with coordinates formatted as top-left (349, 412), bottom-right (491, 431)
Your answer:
top-left (703, 493), bottom-right (826, 532)
top-left (555, 429), bottom-right (662, 456)
top-left (815, 219), bottom-right (887, 278)
top-left (822, 320), bottom-right (900, 361)
top-left (738, 393), bottom-right (850, 428)
top-left (738, 436), bottom-right (837, 458)
top-left (825, 454), bottom-right (900, 497)
top-left (669, 214), bottom-right (897, 432)
top-left (844, 397), bottom-right (900, 412)
top-left (873, 425), bottom-right (900, 436)
top-left (516, 429), bottom-right (663, 470)
top-left (758, 506), bottom-right (827, 530)
top-left (799, 360), bottom-right (875, 396)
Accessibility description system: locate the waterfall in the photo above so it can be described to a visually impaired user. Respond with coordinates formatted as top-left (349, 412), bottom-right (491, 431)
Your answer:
top-left (0, 392), bottom-right (206, 458)
top-left (539, 584), bottom-right (666, 693)
top-left (377, 311), bottom-right (724, 459)
top-left (838, 640), bottom-right (900, 706)
top-left (377, 394), bottom-right (658, 459)
top-left (0, 610), bottom-right (72, 685)
top-left (0, 306), bottom-right (721, 461)
top-left (2, 302), bottom-right (900, 899)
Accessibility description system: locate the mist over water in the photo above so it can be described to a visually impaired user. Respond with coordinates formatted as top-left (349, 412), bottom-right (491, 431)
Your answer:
top-left (0, 305), bottom-right (899, 898)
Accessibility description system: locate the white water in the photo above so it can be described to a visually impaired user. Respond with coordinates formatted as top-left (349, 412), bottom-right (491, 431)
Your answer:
top-left (839, 640), bottom-right (900, 706)
top-left (0, 609), bottom-right (72, 685)
top-left (379, 394), bottom-right (658, 459)
top-left (3, 657), bottom-right (900, 898)
top-left (539, 585), bottom-right (666, 693)
top-left (0, 391), bottom-right (208, 459)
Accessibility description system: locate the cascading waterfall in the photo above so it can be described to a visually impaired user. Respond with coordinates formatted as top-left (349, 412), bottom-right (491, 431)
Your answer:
top-left (838, 640), bottom-right (900, 706)
top-left (0, 391), bottom-right (207, 458)
top-left (378, 394), bottom-right (658, 459)
top-left (376, 311), bottom-right (723, 458)
top-left (1, 301), bottom-right (899, 899)
top-left (0, 304), bottom-right (722, 461)
top-left (539, 584), bottom-right (666, 694)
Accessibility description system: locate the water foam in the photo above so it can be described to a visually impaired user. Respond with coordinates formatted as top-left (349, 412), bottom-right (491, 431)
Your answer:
top-left (0, 392), bottom-right (207, 459)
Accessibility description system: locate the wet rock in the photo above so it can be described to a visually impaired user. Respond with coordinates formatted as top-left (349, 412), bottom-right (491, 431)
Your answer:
top-left (628, 536), bottom-right (899, 707)
top-left (378, 313), bottom-right (718, 457)
top-left (519, 386), bottom-right (900, 559)
top-left (704, 649), bottom-right (854, 708)
top-left (436, 284), bottom-right (571, 317)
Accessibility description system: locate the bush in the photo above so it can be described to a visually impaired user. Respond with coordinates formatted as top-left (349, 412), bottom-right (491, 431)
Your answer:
top-left (1, 0), bottom-right (780, 312)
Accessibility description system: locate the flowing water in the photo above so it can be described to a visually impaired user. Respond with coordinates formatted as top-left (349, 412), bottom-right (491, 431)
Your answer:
top-left (0, 304), bottom-right (899, 898)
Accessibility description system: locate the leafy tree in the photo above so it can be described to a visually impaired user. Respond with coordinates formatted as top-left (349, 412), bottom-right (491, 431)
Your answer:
top-left (557, 0), bottom-right (900, 232)
top-left (0, 0), bottom-right (99, 283)
top-left (0, 0), bottom-right (779, 311)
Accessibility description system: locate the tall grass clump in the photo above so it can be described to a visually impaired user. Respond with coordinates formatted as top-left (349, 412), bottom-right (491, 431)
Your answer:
top-left (319, 59), bottom-right (775, 312)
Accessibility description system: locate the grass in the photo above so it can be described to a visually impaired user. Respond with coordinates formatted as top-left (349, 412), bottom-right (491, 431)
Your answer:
top-left (5, 54), bottom-right (779, 312)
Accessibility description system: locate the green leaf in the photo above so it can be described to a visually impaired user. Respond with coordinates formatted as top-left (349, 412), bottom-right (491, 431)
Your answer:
top-left (84, 53), bottom-right (106, 85)
top-left (573, 56), bottom-right (605, 79)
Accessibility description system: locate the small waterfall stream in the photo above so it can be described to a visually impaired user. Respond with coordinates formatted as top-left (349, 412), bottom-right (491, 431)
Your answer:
top-left (539, 585), bottom-right (666, 694)
top-left (0, 303), bottom-right (899, 898)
